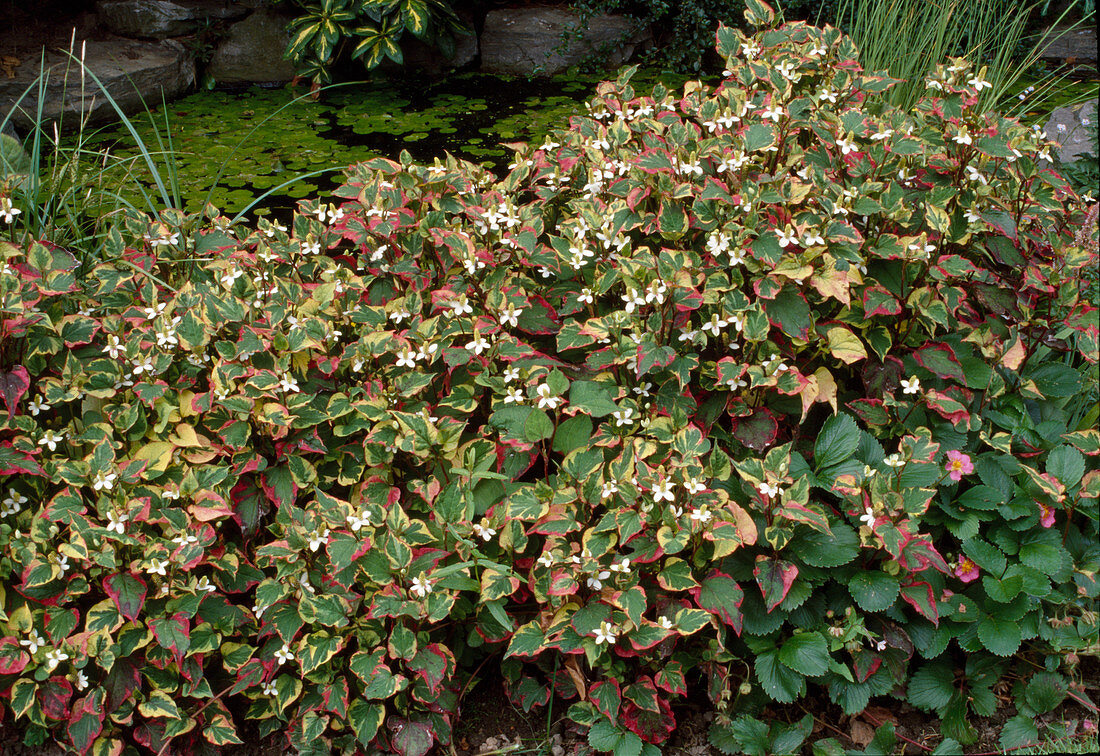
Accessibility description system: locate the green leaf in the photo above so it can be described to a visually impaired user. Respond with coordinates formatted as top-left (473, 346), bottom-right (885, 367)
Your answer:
top-left (778, 632), bottom-right (830, 677)
top-left (553, 415), bottom-right (594, 453)
top-left (755, 649), bottom-right (805, 703)
top-left (695, 572), bottom-right (744, 632)
top-left (348, 700), bottom-right (384, 747)
top-left (1046, 445), bottom-right (1085, 487)
top-left (814, 413), bottom-right (860, 470)
top-left (907, 661), bottom-right (955, 712)
top-left (998, 715), bottom-right (1039, 751)
top-left (569, 381), bottom-right (620, 417)
top-left (588, 720), bottom-right (643, 756)
top-left (1023, 671), bottom-right (1066, 714)
top-left (848, 571), bottom-right (900, 612)
top-left (796, 524), bottom-right (858, 568)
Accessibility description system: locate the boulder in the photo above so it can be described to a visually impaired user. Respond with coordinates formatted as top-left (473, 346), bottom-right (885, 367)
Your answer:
top-left (1038, 25), bottom-right (1098, 65)
top-left (481, 8), bottom-right (649, 76)
top-left (206, 8), bottom-right (297, 85)
top-left (1043, 98), bottom-right (1098, 164)
top-left (97, 0), bottom-right (250, 40)
top-left (399, 27), bottom-right (479, 74)
top-left (0, 39), bottom-right (195, 130)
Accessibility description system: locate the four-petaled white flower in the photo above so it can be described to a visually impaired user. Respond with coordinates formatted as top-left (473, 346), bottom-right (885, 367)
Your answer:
top-left (884, 454), bottom-right (906, 468)
top-left (196, 576), bottom-right (218, 593)
top-left (758, 482), bottom-right (782, 498)
top-left (587, 570), bottom-right (611, 590)
top-left (27, 396), bottom-right (49, 416)
top-left (39, 429), bottom-right (65, 452)
top-left (274, 644), bottom-right (295, 665)
top-left (307, 528), bottom-right (330, 552)
top-left (875, 639), bottom-right (887, 651)
top-left (658, 615), bottom-right (675, 630)
top-left (93, 471), bottom-right (117, 491)
top-left (901, 376), bottom-right (921, 395)
top-left (760, 105), bottom-right (784, 122)
top-left (75, 670), bottom-right (89, 691)
top-left (601, 481), bottom-right (619, 499)
top-left (967, 76), bottom-right (991, 91)
top-left (106, 510), bottom-right (128, 534)
top-left (818, 89), bottom-right (837, 104)
top-left (652, 479), bottom-right (675, 502)
top-left (346, 510), bottom-right (370, 532)
top-left (612, 408), bottom-right (635, 427)
top-left (220, 267), bottom-right (243, 287)
top-left (263, 681), bottom-right (278, 696)
top-left (775, 226), bottom-right (799, 247)
top-left (502, 366), bottom-right (521, 383)
top-left (410, 575), bottom-right (433, 598)
top-left (472, 520), bottom-right (497, 542)
top-left (690, 506), bottom-right (713, 523)
top-left (44, 648), bottom-right (69, 671)
top-left (609, 557), bottom-right (631, 574)
top-left (132, 355), bottom-right (155, 375)
top-left (536, 383), bottom-right (561, 410)
top-left (860, 507), bottom-right (876, 528)
top-left (20, 631), bottom-right (45, 655)
top-left (683, 477), bottom-right (706, 494)
top-left (278, 374), bottom-right (299, 393)
top-left (499, 303), bottom-right (523, 327)
top-left (578, 287), bottom-right (594, 305)
top-left (503, 387), bottom-right (524, 404)
top-left (836, 135), bottom-right (859, 155)
top-left (147, 558), bottom-right (167, 576)
top-left (593, 621), bottom-right (618, 645)
top-left (537, 551), bottom-right (555, 568)
top-left (952, 127), bottom-right (973, 146)
top-left (701, 313), bottom-right (729, 337)
top-left (103, 335), bottom-right (124, 359)
top-left (465, 336), bottom-right (490, 355)
top-left (395, 347), bottom-right (418, 369)
top-left (0, 197), bottom-right (22, 223)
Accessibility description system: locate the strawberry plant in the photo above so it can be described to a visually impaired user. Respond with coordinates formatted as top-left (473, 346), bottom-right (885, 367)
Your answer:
top-left (1, 1), bottom-right (1097, 754)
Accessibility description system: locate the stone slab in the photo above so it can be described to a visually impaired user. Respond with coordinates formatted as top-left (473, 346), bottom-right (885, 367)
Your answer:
top-left (97, 0), bottom-right (251, 40)
top-left (481, 8), bottom-right (648, 76)
top-left (0, 38), bottom-right (195, 130)
top-left (206, 7), bottom-right (296, 85)
top-left (1044, 98), bottom-right (1098, 164)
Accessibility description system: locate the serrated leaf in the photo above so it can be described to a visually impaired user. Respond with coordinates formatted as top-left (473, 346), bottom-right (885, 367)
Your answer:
top-left (814, 413), bottom-right (860, 470)
top-left (848, 571), bottom-right (900, 612)
top-left (907, 662), bottom-right (955, 712)
top-left (778, 632), bottom-right (830, 677)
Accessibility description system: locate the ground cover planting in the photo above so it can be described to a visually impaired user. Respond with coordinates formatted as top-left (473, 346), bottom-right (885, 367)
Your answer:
top-left (0, 2), bottom-right (1097, 754)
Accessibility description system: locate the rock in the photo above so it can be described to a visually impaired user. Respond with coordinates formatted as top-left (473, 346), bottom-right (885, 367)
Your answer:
top-left (398, 26), bottom-right (479, 74)
top-left (1044, 98), bottom-right (1098, 164)
top-left (1038, 25), bottom-right (1098, 64)
top-left (0, 39), bottom-right (195, 130)
top-left (97, 0), bottom-right (250, 40)
top-left (206, 8), bottom-right (297, 85)
top-left (481, 8), bottom-right (649, 76)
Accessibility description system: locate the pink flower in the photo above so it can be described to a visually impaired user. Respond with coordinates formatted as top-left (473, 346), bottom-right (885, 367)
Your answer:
top-left (945, 450), bottom-right (973, 482)
top-left (954, 557), bottom-right (980, 583)
top-left (1039, 503), bottom-right (1056, 528)
top-left (1082, 719), bottom-right (1096, 734)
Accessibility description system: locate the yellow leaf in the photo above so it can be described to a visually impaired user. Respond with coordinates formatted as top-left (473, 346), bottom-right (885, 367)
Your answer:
top-left (178, 390), bottom-right (197, 418)
top-left (169, 423), bottom-right (202, 447)
top-left (813, 367), bottom-right (838, 413)
top-left (808, 256), bottom-right (851, 305)
top-left (1001, 336), bottom-right (1026, 372)
top-left (132, 441), bottom-right (175, 475)
top-left (825, 326), bottom-right (868, 364)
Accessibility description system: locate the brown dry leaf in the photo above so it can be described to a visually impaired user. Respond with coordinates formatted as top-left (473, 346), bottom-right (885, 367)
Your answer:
top-left (850, 720), bottom-right (874, 747)
top-left (864, 705), bottom-right (898, 725)
top-left (563, 657), bottom-right (587, 700)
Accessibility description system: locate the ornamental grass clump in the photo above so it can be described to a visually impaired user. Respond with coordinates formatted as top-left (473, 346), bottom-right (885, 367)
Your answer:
top-left (1, 1), bottom-right (1097, 754)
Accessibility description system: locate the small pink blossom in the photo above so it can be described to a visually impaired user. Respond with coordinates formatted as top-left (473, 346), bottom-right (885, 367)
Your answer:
top-left (954, 557), bottom-right (980, 583)
top-left (1082, 718), bottom-right (1096, 734)
top-left (945, 450), bottom-right (973, 482)
top-left (1039, 503), bottom-right (1056, 528)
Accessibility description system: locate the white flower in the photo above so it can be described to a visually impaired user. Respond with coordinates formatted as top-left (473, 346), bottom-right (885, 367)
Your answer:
top-left (503, 387), bottom-right (524, 404)
top-left (502, 366), bottom-right (521, 383)
top-left (609, 557), bottom-right (631, 574)
top-left (818, 89), bottom-right (837, 104)
top-left (274, 644), bottom-right (295, 665)
top-left (859, 507), bottom-right (876, 528)
top-left (346, 510), bottom-right (370, 532)
top-left (307, 528), bottom-right (330, 552)
top-left (683, 477), bottom-right (706, 494)
top-left (279, 374), bottom-right (300, 393)
top-left (102, 335), bottom-right (124, 359)
top-left (54, 554), bottom-right (70, 573)
top-left (775, 226), bottom-right (800, 247)
top-left (536, 383), bottom-right (561, 410)
top-left (802, 231), bottom-right (825, 247)
top-left (901, 376), bottom-right (921, 395)
top-left (612, 408), bottom-right (635, 427)
top-left (472, 520), bottom-right (497, 542)
top-left (142, 302), bottom-right (167, 321)
top-left (0, 197), bottom-right (22, 223)
top-left (578, 287), bottom-right (594, 305)
top-left (652, 480), bottom-right (675, 502)
top-left (19, 631), bottom-right (45, 654)
top-left (196, 576), bottom-right (218, 593)
top-left (92, 471), bottom-right (117, 491)
top-left (465, 336), bottom-right (490, 355)
top-left (38, 429), bottom-right (65, 452)
top-left (44, 648), bottom-right (69, 671)
top-left (690, 506), bottom-right (713, 523)
top-left (967, 76), bottom-right (991, 91)
top-left (701, 313), bottom-right (729, 337)
top-left (657, 616), bottom-right (675, 630)
top-left (593, 621), bottom-right (618, 645)
top-left (875, 639), bottom-right (887, 652)
top-left (758, 482), bottom-right (781, 498)
top-left (884, 453), bottom-right (906, 468)
top-left (762, 354), bottom-right (788, 374)
top-left (106, 511), bottom-right (128, 534)
top-left (132, 355), bottom-right (155, 375)
top-left (601, 481), bottom-right (619, 499)
top-left (147, 558), bottom-right (167, 576)
top-left (952, 127), bottom-right (973, 146)
top-left (410, 575), bottom-right (433, 598)
top-left (836, 136), bottom-right (859, 155)
top-left (220, 267), bottom-right (243, 287)
top-left (172, 532), bottom-right (199, 547)
top-left (537, 551), bottom-right (555, 568)
top-left (870, 129), bottom-right (894, 141)
top-left (760, 105), bottom-right (784, 122)
top-left (74, 670), bottom-right (89, 691)
top-left (395, 347), bottom-right (418, 369)
top-left (499, 303), bottom-right (523, 327)
top-left (587, 570), bottom-right (611, 590)
top-left (447, 296), bottom-right (473, 317)
top-left (27, 396), bottom-right (49, 416)
top-left (263, 681), bottom-right (278, 696)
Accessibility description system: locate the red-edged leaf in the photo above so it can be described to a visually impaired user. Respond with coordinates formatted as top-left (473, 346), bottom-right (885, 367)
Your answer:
top-left (0, 365), bottom-right (30, 418)
top-left (852, 647), bottom-right (882, 682)
top-left (67, 692), bottom-right (105, 754)
top-left (149, 614), bottom-right (191, 665)
top-left (0, 637), bottom-right (29, 675)
top-left (899, 581), bottom-right (939, 626)
top-left (654, 661), bottom-right (687, 696)
top-left (862, 285), bottom-right (902, 317)
top-left (732, 408), bottom-right (779, 451)
top-left (691, 571), bottom-right (744, 635)
top-left (589, 679), bottom-right (621, 720)
top-left (620, 698), bottom-right (676, 745)
top-left (754, 556), bottom-right (798, 613)
top-left (103, 573), bottom-right (146, 622)
top-left (40, 677), bottom-right (74, 720)
top-left (913, 342), bottom-right (966, 383)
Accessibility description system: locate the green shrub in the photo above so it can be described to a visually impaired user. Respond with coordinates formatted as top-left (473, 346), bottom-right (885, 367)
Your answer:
top-left (1, 1), bottom-right (1097, 753)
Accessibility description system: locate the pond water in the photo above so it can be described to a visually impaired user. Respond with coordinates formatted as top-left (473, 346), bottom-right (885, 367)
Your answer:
top-left (84, 69), bottom-right (693, 218)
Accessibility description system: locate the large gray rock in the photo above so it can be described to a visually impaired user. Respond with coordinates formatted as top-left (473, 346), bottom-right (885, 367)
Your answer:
top-left (481, 8), bottom-right (649, 76)
top-left (97, 0), bottom-right (250, 40)
top-left (1044, 98), bottom-right (1098, 164)
top-left (399, 28), bottom-right (479, 74)
top-left (206, 8), bottom-right (296, 85)
top-left (0, 39), bottom-right (195, 130)
top-left (1038, 25), bottom-right (1098, 64)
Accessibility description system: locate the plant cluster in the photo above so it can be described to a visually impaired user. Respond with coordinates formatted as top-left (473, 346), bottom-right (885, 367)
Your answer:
top-left (276, 0), bottom-right (470, 89)
top-left (1, 2), bottom-right (1098, 754)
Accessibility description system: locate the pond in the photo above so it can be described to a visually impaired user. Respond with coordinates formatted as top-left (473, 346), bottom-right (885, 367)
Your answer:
top-left (83, 68), bottom-right (694, 219)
